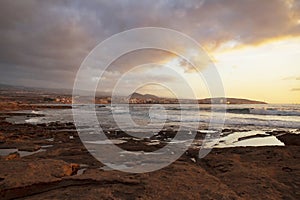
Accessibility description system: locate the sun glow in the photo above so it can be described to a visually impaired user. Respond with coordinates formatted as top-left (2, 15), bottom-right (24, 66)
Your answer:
top-left (212, 36), bottom-right (300, 104)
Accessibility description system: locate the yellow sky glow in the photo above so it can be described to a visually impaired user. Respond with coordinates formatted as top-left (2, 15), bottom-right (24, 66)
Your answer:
top-left (140, 36), bottom-right (300, 104)
top-left (212, 36), bottom-right (300, 104)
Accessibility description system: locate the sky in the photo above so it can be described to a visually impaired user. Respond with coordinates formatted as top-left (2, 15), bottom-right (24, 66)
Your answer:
top-left (0, 0), bottom-right (300, 103)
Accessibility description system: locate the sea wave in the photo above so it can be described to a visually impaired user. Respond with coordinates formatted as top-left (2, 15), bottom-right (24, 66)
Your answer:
top-left (227, 108), bottom-right (300, 116)
top-left (149, 113), bottom-right (300, 128)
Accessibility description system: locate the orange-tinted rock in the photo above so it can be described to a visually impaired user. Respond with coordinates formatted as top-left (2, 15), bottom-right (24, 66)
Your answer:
top-left (0, 132), bottom-right (5, 144)
top-left (62, 163), bottom-right (80, 176)
top-left (4, 152), bottom-right (20, 160)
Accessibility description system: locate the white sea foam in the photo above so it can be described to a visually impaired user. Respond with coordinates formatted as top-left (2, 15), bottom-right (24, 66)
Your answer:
top-left (9, 104), bottom-right (300, 130)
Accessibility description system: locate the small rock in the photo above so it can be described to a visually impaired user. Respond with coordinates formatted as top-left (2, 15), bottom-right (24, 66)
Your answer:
top-left (282, 167), bottom-right (292, 172)
top-left (18, 144), bottom-right (41, 152)
top-left (63, 163), bottom-right (80, 176)
top-left (5, 152), bottom-right (20, 160)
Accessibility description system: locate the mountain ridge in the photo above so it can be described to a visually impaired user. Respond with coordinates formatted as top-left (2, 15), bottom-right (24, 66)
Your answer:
top-left (129, 92), bottom-right (267, 104)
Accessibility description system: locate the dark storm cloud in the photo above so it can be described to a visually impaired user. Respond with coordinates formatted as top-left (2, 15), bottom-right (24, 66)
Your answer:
top-left (0, 0), bottom-right (299, 88)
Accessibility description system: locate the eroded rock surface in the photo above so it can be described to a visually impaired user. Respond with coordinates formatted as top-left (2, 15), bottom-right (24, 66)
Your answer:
top-left (0, 105), bottom-right (299, 199)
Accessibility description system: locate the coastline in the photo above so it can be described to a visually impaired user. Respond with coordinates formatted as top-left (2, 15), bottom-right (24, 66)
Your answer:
top-left (0, 102), bottom-right (299, 199)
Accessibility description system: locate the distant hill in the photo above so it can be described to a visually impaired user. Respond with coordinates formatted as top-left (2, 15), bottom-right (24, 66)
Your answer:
top-left (128, 92), bottom-right (159, 100)
top-left (198, 97), bottom-right (267, 104)
top-left (0, 83), bottom-right (111, 97)
top-left (128, 93), bottom-right (267, 104)
top-left (0, 83), bottom-right (28, 90)
top-left (0, 83), bottom-right (71, 94)
top-left (0, 83), bottom-right (267, 104)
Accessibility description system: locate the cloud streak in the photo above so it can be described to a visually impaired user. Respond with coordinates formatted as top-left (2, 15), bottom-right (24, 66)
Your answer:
top-left (283, 76), bottom-right (300, 81)
top-left (291, 88), bottom-right (300, 91)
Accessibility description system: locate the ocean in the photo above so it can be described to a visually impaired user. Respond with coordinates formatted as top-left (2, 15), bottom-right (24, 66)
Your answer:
top-left (21, 103), bottom-right (299, 128)
top-left (8, 103), bottom-right (300, 148)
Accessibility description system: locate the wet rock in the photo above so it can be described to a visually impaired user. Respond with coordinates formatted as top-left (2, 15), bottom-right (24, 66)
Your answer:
top-left (221, 128), bottom-right (249, 136)
top-left (277, 134), bottom-right (300, 146)
top-left (0, 133), bottom-right (5, 144)
top-left (282, 166), bottom-right (293, 172)
top-left (18, 144), bottom-right (41, 152)
top-left (266, 130), bottom-right (289, 136)
top-left (237, 133), bottom-right (270, 141)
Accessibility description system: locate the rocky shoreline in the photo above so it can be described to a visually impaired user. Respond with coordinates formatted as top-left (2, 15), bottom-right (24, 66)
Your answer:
top-left (0, 104), bottom-right (299, 199)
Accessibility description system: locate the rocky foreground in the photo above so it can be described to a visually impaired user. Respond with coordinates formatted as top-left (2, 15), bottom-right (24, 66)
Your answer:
top-left (0, 103), bottom-right (299, 200)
